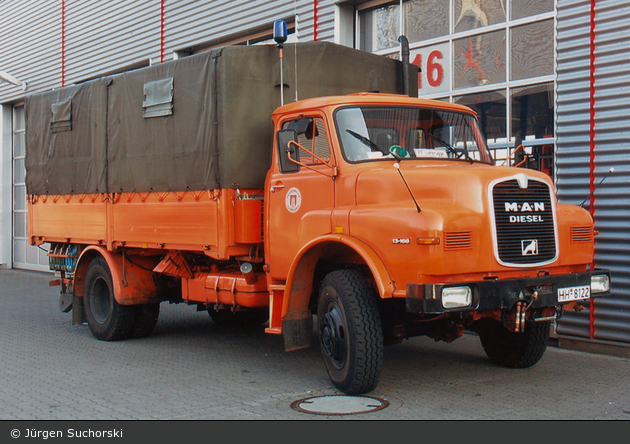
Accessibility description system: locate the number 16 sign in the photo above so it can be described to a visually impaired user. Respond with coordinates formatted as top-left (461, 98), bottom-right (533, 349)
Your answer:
top-left (410, 42), bottom-right (450, 96)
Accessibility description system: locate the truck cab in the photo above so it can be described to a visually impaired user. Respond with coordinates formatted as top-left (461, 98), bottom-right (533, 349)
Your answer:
top-left (264, 93), bottom-right (610, 394)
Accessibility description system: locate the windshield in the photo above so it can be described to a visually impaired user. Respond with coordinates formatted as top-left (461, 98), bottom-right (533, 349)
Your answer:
top-left (335, 106), bottom-right (492, 164)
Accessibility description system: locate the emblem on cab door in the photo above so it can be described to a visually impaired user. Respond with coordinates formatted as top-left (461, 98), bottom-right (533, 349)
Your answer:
top-left (285, 187), bottom-right (302, 213)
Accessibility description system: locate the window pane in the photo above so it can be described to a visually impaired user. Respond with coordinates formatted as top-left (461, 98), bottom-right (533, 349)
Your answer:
top-left (13, 158), bottom-right (25, 184)
top-left (454, 0), bottom-right (506, 33)
top-left (510, 83), bottom-right (554, 176)
top-left (405, 0), bottom-right (449, 42)
top-left (453, 30), bottom-right (506, 89)
top-left (13, 132), bottom-right (25, 157)
top-left (297, 119), bottom-right (330, 166)
top-left (511, 0), bottom-right (553, 20)
top-left (13, 106), bottom-right (25, 131)
top-left (360, 4), bottom-right (400, 52)
top-left (13, 211), bottom-right (26, 238)
top-left (511, 20), bottom-right (554, 81)
top-left (13, 239), bottom-right (27, 263)
top-left (312, 120), bottom-right (331, 164)
top-left (454, 89), bottom-right (507, 141)
top-left (13, 184), bottom-right (26, 210)
top-left (511, 83), bottom-right (554, 139)
top-left (26, 242), bottom-right (40, 264)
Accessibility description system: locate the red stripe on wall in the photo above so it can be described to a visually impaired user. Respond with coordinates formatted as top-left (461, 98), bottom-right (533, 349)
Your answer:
top-left (160, 0), bottom-right (166, 63)
top-left (589, 0), bottom-right (597, 339)
top-left (61, 0), bottom-right (66, 87)
top-left (313, 0), bottom-right (318, 42)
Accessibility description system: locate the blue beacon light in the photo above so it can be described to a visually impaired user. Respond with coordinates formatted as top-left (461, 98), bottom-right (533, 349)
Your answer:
top-left (273, 20), bottom-right (288, 46)
top-left (273, 20), bottom-right (288, 105)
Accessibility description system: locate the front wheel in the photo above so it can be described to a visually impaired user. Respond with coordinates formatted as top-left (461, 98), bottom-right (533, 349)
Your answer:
top-left (318, 269), bottom-right (383, 395)
top-left (83, 256), bottom-right (136, 341)
top-left (477, 319), bottom-right (550, 368)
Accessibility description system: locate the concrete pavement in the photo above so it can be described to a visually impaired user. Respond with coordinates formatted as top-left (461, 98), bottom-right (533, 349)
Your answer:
top-left (1, 269), bottom-right (629, 420)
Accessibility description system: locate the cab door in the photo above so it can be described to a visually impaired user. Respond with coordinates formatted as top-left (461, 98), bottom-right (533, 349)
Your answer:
top-left (265, 116), bottom-right (336, 281)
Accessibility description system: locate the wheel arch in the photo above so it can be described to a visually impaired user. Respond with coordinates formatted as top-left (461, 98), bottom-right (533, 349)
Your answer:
top-left (75, 246), bottom-right (159, 305)
top-left (280, 235), bottom-right (395, 351)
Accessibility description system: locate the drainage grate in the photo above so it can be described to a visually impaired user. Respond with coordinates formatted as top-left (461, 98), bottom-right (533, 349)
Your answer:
top-left (291, 395), bottom-right (389, 416)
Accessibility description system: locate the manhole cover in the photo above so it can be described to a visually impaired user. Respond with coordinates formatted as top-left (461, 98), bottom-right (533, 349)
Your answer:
top-left (291, 395), bottom-right (389, 415)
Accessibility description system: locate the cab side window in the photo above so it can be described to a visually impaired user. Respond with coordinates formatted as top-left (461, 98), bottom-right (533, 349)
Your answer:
top-left (283, 118), bottom-right (330, 166)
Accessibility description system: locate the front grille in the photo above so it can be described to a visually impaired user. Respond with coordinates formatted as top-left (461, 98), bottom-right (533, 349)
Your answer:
top-left (492, 178), bottom-right (556, 265)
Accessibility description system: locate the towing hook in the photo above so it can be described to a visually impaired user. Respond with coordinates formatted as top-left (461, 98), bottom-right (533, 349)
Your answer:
top-left (524, 290), bottom-right (539, 311)
top-left (512, 291), bottom-right (540, 333)
top-left (556, 305), bottom-right (564, 320)
top-left (515, 301), bottom-right (526, 333)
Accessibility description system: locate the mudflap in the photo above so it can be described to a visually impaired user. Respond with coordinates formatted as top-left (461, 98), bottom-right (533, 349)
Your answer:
top-left (59, 292), bottom-right (86, 324)
top-left (283, 316), bottom-right (313, 351)
top-left (72, 295), bottom-right (86, 325)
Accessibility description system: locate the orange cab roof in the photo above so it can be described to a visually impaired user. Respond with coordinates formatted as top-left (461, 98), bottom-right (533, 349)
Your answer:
top-left (272, 92), bottom-right (477, 117)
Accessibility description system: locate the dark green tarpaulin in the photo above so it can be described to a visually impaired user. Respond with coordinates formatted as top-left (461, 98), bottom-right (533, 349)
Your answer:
top-left (26, 42), bottom-right (417, 195)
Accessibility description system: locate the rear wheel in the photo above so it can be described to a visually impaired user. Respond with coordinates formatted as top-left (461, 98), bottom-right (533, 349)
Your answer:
top-left (318, 269), bottom-right (383, 395)
top-left (130, 303), bottom-right (160, 338)
top-left (83, 256), bottom-right (135, 341)
top-left (477, 319), bottom-right (550, 368)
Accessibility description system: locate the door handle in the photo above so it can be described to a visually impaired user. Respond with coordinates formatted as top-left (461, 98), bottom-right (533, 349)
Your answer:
top-left (270, 182), bottom-right (285, 193)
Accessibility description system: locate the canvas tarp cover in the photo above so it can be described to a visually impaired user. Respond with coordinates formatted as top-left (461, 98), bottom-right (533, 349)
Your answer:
top-left (25, 80), bottom-right (108, 195)
top-left (26, 42), bottom-right (417, 195)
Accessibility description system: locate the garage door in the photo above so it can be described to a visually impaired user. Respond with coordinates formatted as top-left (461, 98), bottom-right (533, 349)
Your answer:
top-left (12, 104), bottom-right (49, 271)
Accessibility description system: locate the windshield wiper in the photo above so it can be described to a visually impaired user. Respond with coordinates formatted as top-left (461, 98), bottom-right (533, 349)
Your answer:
top-left (346, 129), bottom-right (408, 161)
top-left (426, 132), bottom-right (474, 163)
top-left (346, 129), bottom-right (390, 156)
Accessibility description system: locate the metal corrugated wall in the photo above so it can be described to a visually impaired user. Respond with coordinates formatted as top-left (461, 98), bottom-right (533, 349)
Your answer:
top-left (0, 0), bottom-right (336, 102)
top-left (165, 1), bottom-right (323, 53)
top-left (64, 0), bottom-right (160, 85)
top-left (0, 1), bottom-right (61, 103)
top-left (556, 0), bottom-right (630, 343)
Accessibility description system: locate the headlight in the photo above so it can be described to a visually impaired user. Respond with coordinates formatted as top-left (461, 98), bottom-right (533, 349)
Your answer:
top-left (442, 286), bottom-right (472, 308)
top-left (591, 274), bottom-right (610, 294)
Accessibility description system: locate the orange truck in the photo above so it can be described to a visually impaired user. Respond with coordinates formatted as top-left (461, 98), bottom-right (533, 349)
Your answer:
top-left (26, 42), bottom-right (610, 395)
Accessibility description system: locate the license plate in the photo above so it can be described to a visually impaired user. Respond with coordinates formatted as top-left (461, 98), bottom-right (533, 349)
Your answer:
top-left (558, 285), bottom-right (591, 302)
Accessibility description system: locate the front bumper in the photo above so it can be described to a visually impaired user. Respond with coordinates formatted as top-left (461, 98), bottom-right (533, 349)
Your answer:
top-left (406, 269), bottom-right (611, 314)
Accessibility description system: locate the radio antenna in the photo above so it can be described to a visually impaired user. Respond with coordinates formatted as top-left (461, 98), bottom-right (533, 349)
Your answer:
top-left (394, 163), bottom-right (421, 213)
top-left (294, 9), bottom-right (299, 102)
top-left (579, 167), bottom-right (615, 208)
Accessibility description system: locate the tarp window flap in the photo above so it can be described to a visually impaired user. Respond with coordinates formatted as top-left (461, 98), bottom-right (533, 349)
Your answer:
top-left (50, 100), bottom-right (72, 133)
top-left (143, 77), bottom-right (174, 118)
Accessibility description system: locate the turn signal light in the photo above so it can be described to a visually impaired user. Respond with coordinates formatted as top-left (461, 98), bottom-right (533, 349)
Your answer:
top-left (417, 237), bottom-right (440, 245)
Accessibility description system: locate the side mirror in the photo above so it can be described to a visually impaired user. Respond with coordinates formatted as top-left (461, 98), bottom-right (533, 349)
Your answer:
top-left (277, 129), bottom-right (300, 173)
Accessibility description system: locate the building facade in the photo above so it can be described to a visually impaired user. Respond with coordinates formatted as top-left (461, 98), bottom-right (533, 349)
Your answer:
top-left (1, 1), bottom-right (628, 347)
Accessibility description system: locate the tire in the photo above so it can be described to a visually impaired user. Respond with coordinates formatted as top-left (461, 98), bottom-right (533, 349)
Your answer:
top-left (477, 319), bottom-right (550, 368)
top-left (130, 303), bottom-right (160, 339)
top-left (208, 307), bottom-right (268, 328)
top-left (83, 256), bottom-right (135, 341)
top-left (317, 269), bottom-right (383, 395)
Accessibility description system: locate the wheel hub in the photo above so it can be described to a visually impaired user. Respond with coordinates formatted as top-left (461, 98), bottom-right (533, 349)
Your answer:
top-left (320, 302), bottom-right (346, 367)
top-left (90, 276), bottom-right (111, 324)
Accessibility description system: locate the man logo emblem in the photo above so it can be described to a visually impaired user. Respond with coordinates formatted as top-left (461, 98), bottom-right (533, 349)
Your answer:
top-left (521, 239), bottom-right (538, 256)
